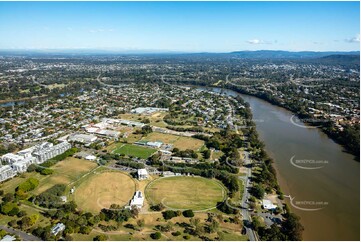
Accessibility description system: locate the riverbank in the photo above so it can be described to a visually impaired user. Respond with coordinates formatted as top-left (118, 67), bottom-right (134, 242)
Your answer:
top-left (196, 85), bottom-right (359, 240)
top-left (173, 79), bottom-right (359, 160)
top-left (222, 83), bottom-right (359, 161)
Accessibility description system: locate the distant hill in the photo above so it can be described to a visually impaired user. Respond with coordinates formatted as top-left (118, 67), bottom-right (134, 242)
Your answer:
top-left (319, 54), bottom-right (360, 64)
top-left (229, 50), bottom-right (360, 59)
top-left (0, 49), bottom-right (359, 58)
top-left (289, 54), bottom-right (360, 68)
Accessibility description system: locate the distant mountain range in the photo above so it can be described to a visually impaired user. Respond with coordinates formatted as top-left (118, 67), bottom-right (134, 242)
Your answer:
top-left (0, 49), bottom-right (359, 64)
top-left (229, 50), bottom-right (360, 59)
top-left (0, 49), bottom-right (359, 57)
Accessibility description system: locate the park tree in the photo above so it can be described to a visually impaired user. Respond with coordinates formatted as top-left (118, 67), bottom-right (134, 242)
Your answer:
top-left (93, 234), bottom-right (108, 241)
top-left (150, 232), bottom-right (162, 240)
top-left (251, 184), bottom-right (265, 199)
top-left (282, 213), bottom-right (304, 241)
top-left (203, 149), bottom-right (211, 159)
top-left (182, 210), bottom-right (194, 218)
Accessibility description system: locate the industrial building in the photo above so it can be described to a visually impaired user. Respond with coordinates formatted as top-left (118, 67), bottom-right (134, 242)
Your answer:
top-left (68, 133), bottom-right (97, 144)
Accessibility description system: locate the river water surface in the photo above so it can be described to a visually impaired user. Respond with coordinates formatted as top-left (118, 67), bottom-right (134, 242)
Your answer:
top-left (200, 87), bottom-right (360, 241)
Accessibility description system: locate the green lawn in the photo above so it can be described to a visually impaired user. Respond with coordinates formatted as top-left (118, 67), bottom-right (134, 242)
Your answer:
top-left (113, 144), bottom-right (157, 159)
top-left (145, 176), bottom-right (226, 211)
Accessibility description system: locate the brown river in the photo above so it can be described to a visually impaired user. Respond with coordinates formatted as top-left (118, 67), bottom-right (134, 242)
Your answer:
top-left (200, 87), bottom-right (360, 241)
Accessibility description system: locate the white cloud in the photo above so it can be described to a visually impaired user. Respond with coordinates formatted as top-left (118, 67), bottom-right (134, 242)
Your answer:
top-left (247, 39), bottom-right (262, 44)
top-left (246, 39), bottom-right (272, 45)
top-left (345, 34), bottom-right (360, 43)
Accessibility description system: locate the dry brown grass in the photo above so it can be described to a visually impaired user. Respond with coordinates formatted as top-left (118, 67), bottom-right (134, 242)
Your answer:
top-left (173, 136), bottom-right (204, 150)
top-left (74, 171), bottom-right (136, 213)
top-left (33, 157), bottom-right (97, 195)
top-left (142, 132), bottom-right (204, 151)
top-left (142, 132), bottom-right (178, 144)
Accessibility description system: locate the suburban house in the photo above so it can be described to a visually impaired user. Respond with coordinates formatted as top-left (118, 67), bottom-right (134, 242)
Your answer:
top-left (51, 223), bottom-right (66, 236)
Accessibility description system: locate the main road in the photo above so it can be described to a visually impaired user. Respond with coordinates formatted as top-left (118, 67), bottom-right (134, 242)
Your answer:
top-left (239, 151), bottom-right (258, 241)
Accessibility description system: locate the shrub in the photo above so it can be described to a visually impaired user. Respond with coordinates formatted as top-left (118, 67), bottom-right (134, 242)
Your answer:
top-left (0, 230), bottom-right (7, 239)
top-left (17, 178), bottom-right (39, 192)
top-left (93, 235), bottom-right (108, 241)
top-left (183, 235), bottom-right (191, 240)
top-left (182, 210), bottom-right (194, 218)
top-left (150, 232), bottom-right (161, 240)
top-left (40, 168), bottom-right (54, 175)
top-left (150, 203), bottom-right (165, 211)
top-left (172, 231), bottom-right (181, 236)
top-left (162, 210), bottom-right (179, 220)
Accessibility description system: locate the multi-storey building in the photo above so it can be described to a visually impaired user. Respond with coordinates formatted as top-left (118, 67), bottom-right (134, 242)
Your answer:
top-left (0, 165), bottom-right (16, 182)
top-left (32, 142), bottom-right (71, 164)
top-left (0, 141), bottom-right (72, 180)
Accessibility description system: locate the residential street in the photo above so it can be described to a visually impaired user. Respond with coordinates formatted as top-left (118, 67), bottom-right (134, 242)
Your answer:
top-left (0, 225), bottom-right (41, 241)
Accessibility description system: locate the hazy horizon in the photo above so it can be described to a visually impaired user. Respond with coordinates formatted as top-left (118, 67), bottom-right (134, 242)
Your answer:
top-left (0, 1), bottom-right (359, 52)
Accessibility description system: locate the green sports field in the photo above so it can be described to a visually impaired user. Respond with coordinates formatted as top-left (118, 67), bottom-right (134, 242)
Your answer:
top-left (113, 144), bottom-right (157, 159)
top-left (145, 176), bottom-right (226, 211)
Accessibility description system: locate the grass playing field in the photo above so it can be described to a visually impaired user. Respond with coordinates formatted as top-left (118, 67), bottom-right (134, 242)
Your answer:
top-left (141, 132), bottom-right (204, 151)
top-left (32, 157), bottom-right (98, 195)
top-left (145, 176), bottom-right (226, 211)
top-left (113, 144), bottom-right (157, 159)
top-left (119, 112), bottom-right (168, 128)
top-left (73, 171), bottom-right (136, 214)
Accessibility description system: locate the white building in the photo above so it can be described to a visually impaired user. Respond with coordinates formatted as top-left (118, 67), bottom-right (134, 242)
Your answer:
top-left (16, 146), bottom-right (37, 158)
top-left (32, 142), bottom-right (71, 164)
top-left (147, 141), bottom-right (163, 148)
top-left (0, 165), bottom-right (16, 182)
top-left (159, 150), bottom-right (172, 155)
top-left (1, 151), bottom-right (37, 174)
top-left (68, 133), bottom-right (97, 144)
top-left (11, 158), bottom-right (32, 173)
top-left (130, 191), bottom-right (144, 209)
top-left (51, 223), bottom-right (66, 236)
top-left (85, 155), bottom-right (96, 161)
top-left (1, 235), bottom-right (16, 241)
top-left (131, 107), bottom-right (168, 115)
top-left (137, 169), bottom-right (149, 180)
top-left (1, 153), bottom-right (24, 164)
top-left (262, 199), bottom-right (277, 210)
top-left (1, 141), bottom-right (72, 182)
top-left (119, 119), bottom-right (145, 128)
top-left (97, 129), bottom-right (120, 138)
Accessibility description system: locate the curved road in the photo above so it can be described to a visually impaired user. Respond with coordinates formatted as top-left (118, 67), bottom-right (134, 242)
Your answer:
top-left (0, 225), bottom-right (41, 241)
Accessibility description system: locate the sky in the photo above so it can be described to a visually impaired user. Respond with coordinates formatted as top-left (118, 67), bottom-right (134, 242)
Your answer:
top-left (0, 1), bottom-right (359, 52)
